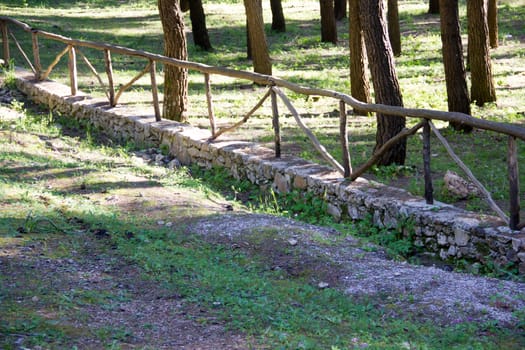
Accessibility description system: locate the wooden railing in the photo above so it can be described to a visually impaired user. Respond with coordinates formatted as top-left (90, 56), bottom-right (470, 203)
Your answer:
top-left (1, 16), bottom-right (524, 229)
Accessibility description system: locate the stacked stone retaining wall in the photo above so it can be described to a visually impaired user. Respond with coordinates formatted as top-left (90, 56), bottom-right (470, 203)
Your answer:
top-left (13, 69), bottom-right (525, 274)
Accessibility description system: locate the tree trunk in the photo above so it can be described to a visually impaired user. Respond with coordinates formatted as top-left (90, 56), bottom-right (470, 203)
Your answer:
top-left (360, 0), bottom-right (406, 165)
top-left (320, 0), bottom-right (337, 44)
top-left (246, 18), bottom-right (252, 60)
top-left (387, 0), bottom-right (401, 56)
top-left (334, 0), bottom-right (347, 21)
top-left (244, 0), bottom-right (272, 75)
top-left (270, 0), bottom-right (286, 32)
top-left (429, 0), bottom-right (439, 14)
top-left (439, 0), bottom-right (472, 132)
top-left (348, 0), bottom-right (371, 115)
top-left (158, 0), bottom-right (188, 122)
top-left (488, 0), bottom-right (498, 48)
top-left (189, 0), bottom-right (212, 51)
top-left (180, 0), bottom-right (189, 12)
top-left (467, 0), bottom-right (496, 106)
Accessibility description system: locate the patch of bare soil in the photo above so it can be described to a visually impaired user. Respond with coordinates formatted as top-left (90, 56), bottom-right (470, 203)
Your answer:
top-left (1, 232), bottom-right (252, 349)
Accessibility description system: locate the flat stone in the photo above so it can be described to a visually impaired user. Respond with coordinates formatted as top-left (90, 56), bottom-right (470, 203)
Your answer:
top-left (274, 172), bottom-right (290, 193)
top-left (327, 203), bottom-right (342, 222)
top-left (288, 238), bottom-right (298, 246)
top-left (318, 282), bottom-right (330, 289)
top-left (454, 229), bottom-right (470, 246)
top-left (293, 175), bottom-right (308, 190)
top-left (512, 238), bottom-right (524, 252)
top-left (437, 234), bottom-right (448, 246)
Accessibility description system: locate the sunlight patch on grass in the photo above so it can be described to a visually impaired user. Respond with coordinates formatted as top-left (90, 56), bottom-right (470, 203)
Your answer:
top-left (1, 0), bottom-right (524, 213)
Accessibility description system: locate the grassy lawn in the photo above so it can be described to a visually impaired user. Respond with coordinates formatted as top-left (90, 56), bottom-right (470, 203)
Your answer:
top-left (1, 0), bottom-right (524, 216)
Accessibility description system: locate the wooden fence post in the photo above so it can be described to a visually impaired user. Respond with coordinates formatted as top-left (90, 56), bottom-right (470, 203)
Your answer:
top-left (508, 136), bottom-right (520, 230)
top-left (270, 87), bottom-right (281, 158)
top-left (31, 31), bottom-right (41, 80)
top-left (339, 100), bottom-right (352, 177)
top-left (423, 119), bottom-right (434, 204)
top-left (68, 45), bottom-right (77, 95)
top-left (149, 59), bottom-right (161, 121)
top-left (1, 21), bottom-right (9, 67)
top-left (104, 49), bottom-right (115, 106)
top-left (204, 73), bottom-right (216, 136)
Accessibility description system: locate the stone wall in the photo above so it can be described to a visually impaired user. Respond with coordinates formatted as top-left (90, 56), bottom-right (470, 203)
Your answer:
top-left (13, 69), bottom-right (525, 274)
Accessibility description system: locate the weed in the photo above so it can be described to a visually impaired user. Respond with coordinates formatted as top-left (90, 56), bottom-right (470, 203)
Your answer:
top-left (1, 61), bottom-right (17, 88)
top-left (276, 189), bottom-right (330, 225)
top-left (18, 210), bottom-right (65, 234)
top-left (159, 143), bottom-right (170, 156)
top-left (372, 164), bottom-right (416, 182)
top-left (352, 214), bottom-right (419, 260)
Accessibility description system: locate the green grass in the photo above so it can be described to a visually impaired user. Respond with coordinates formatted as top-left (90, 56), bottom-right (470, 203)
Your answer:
top-left (1, 2), bottom-right (524, 346)
top-left (1, 0), bottom-right (523, 216)
top-left (116, 226), bottom-right (522, 349)
top-left (1, 96), bottom-right (524, 349)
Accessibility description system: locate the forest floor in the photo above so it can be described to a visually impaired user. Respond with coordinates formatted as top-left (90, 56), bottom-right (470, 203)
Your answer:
top-left (1, 85), bottom-right (525, 349)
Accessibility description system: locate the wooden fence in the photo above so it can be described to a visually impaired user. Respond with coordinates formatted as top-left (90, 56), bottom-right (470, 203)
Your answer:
top-left (1, 16), bottom-right (524, 229)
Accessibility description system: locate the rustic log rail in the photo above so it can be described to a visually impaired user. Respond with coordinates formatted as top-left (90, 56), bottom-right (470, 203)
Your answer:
top-left (1, 16), bottom-right (523, 229)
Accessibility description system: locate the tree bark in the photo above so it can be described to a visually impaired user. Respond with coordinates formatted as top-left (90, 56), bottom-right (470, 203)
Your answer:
top-left (158, 0), bottom-right (188, 122)
top-left (246, 18), bottom-right (252, 60)
top-left (387, 0), bottom-right (401, 56)
top-left (488, 0), bottom-right (498, 48)
top-left (348, 0), bottom-right (371, 115)
top-left (244, 0), bottom-right (272, 75)
top-left (360, 0), bottom-right (406, 165)
top-left (320, 0), bottom-right (337, 44)
top-left (334, 0), bottom-right (347, 21)
top-left (189, 0), bottom-right (212, 51)
top-left (439, 0), bottom-right (472, 132)
top-left (270, 0), bottom-right (286, 32)
top-left (180, 0), bottom-right (189, 12)
top-left (429, 0), bottom-right (440, 14)
top-left (467, 0), bottom-right (496, 106)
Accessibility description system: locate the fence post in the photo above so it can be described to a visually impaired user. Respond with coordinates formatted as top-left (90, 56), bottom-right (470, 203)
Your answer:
top-left (270, 87), bottom-right (281, 158)
top-left (31, 31), bottom-right (42, 80)
top-left (204, 73), bottom-right (216, 137)
top-left (423, 119), bottom-right (433, 204)
top-left (149, 59), bottom-right (161, 121)
top-left (68, 45), bottom-right (77, 95)
top-left (339, 100), bottom-right (352, 177)
top-left (508, 136), bottom-right (520, 230)
top-left (104, 49), bottom-right (115, 106)
top-left (1, 21), bottom-right (9, 67)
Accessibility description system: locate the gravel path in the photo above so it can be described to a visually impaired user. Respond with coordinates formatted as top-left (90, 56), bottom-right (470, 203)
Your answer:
top-left (188, 213), bottom-right (525, 327)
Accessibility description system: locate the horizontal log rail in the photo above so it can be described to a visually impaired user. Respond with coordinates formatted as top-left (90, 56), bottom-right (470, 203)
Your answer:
top-left (0, 16), bottom-right (523, 228)
top-left (2, 16), bottom-right (524, 141)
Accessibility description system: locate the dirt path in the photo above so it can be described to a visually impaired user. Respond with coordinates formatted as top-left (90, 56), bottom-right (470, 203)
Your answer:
top-left (188, 213), bottom-right (525, 326)
top-left (0, 127), bottom-right (255, 348)
top-left (1, 229), bottom-right (252, 349)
